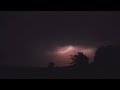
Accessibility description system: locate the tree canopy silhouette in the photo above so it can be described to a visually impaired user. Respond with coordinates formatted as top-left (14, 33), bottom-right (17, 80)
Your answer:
top-left (94, 45), bottom-right (120, 65)
top-left (70, 52), bottom-right (89, 66)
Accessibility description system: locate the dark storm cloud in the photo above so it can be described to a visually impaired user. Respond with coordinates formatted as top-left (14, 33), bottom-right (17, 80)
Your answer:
top-left (1, 11), bottom-right (120, 67)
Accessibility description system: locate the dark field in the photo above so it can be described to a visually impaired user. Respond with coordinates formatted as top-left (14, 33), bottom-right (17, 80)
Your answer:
top-left (0, 65), bottom-right (120, 79)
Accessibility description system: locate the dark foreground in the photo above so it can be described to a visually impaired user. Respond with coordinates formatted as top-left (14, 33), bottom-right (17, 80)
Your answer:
top-left (0, 65), bottom-right (120, 79)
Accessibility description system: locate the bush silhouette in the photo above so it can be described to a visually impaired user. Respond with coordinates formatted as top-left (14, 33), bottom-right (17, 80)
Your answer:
top-left (48, 62), bottom-right (55, 68)
top-left (70, 52), bottom-right (89, 66)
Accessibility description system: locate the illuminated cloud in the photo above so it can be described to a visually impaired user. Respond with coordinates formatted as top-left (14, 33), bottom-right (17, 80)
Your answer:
top-left (46, 45), bottom-right (96, 66)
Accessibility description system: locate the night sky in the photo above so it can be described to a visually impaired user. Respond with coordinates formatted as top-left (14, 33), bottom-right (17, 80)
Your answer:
top-left (1, 11), bottom-right (120, 67)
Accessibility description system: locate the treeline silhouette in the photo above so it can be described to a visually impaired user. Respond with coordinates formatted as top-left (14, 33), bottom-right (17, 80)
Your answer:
top-left (48, 45), bottom-right (120, 66)
top-left (0, 45), bottom-right (120, 79)
top-left (47, 45), bottom-right (120, 79)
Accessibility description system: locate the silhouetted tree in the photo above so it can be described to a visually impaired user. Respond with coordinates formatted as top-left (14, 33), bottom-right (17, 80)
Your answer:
top-left (70, 52), bottom-right (89, 66)
top-left (94, 45), bottom-right (120, 65)
top-left (48, 62), bottom-right (55, 68)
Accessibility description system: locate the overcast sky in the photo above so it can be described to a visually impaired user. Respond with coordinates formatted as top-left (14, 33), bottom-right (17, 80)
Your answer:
top-left (1, 11), bottom-right (120, 67)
